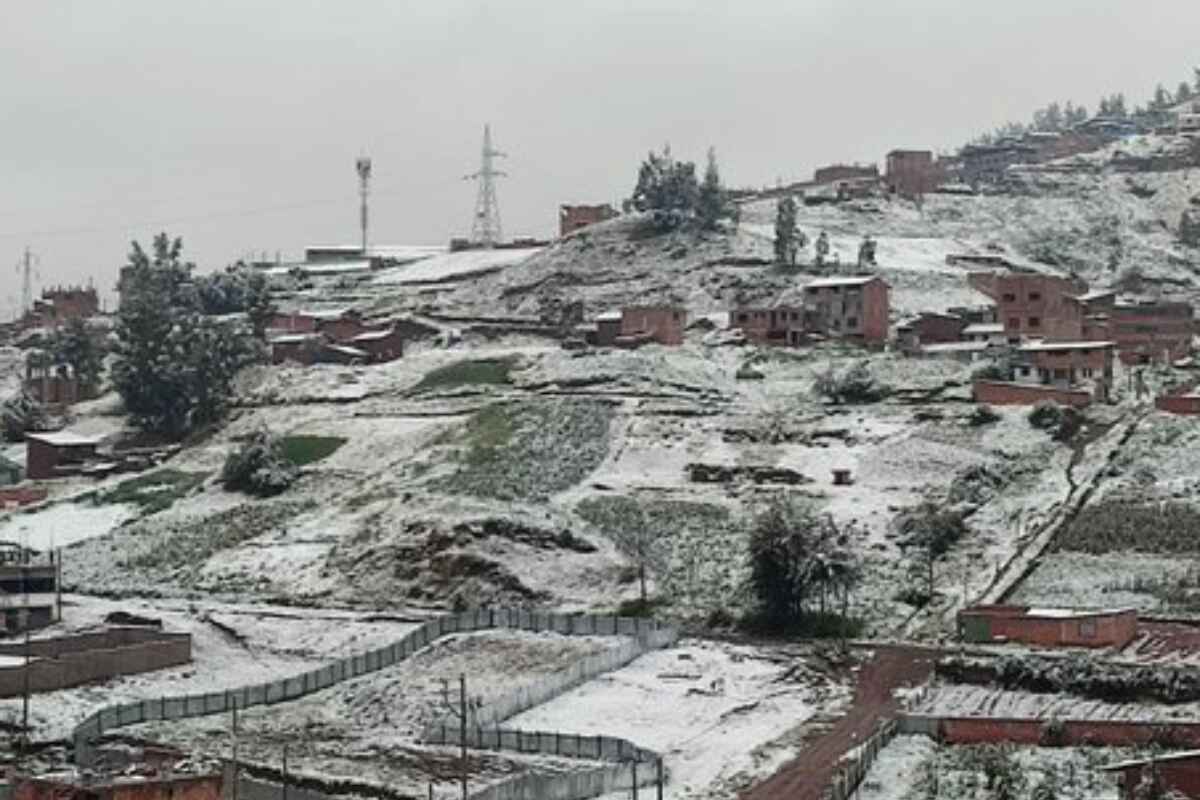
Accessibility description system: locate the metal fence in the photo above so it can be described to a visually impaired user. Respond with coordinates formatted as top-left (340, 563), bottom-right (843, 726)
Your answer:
top-left (824, 719), bottom-right (898, 800)
top-left (72, 609), bottom-right (677, 788)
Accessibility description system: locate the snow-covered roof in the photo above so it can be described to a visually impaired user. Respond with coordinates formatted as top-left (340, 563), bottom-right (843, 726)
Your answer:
top-left (268, 333), bottom-right (318, 344)
top-left (324, 344), bottom-right (368, 358)
top-left (920, 342), bottom-right (990, 353)
top-left (299, 261), bottom-right (373, 276)
top-left (594, 311), bottom-right (623, 322)
top-left (1020, 341), bottom-right (1115, 352)
top-left (1025, 606), bottom-right (1131, 618)
top-left (297, 308), bottom-right (354, 320)
top-left (350, 329), bottom-right (394, 342)
top-left (26, 431), bottom-right (102, 447)
top-left (804, 275), bottom-right (884, 289)
top-left (962, 323), bottom-right (1005, 335)
top-left (1072, 289), bottom-right (1116, 302)
top-left (1102, 749), bottom-right (1200, 771)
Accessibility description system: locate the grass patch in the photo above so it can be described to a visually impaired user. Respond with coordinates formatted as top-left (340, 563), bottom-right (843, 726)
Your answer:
top-left (1056, 500), bottom-right (1200, 554)
top-left (91, 469), bottom-right (208, 515)
top-left (280, 436), bottom-right (347, 466)
top-left (461, 405), bottom-right (517, 466)
top-left (411, 358), bottom-right (515, 394)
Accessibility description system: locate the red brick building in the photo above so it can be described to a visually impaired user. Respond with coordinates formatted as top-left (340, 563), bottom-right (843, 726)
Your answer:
top-left (968, 271), bottom-right (1089, 340)
top-left (729, 306), bottom-right (807, 347)
top-left (885, 150), bottom-right (941, 197)
top-left (1107, 300), bottom-right (1194, 364)
top-left (973, 380), bottom-right (1094, 408)
top-left (25, 361), bottom-right (81, 406)
top-left (15, 770), bottom-right (222, 800)
top-left (958, 604), bottom-right (1137, 648)
top-left (803, 275), bottom-right (890, 345)
top-left (593, 311), bottom-right (623, 347)
top-left (560, 204), bottom-right (619, 237)
top-left (25, 431), bottom-right (103, 481)
top-left (1013, 340), bottom-right (1115, 401)
top-left (348, 326), bottom-right (404, 362)
top-left (896, 312), bottom-right (967, 351)
top-left (620, 307), bottom-right (687, 346)
top-left (1103, 751), bottom-right (1200, 800)
top-left (29, 286), bottom-right (100, 327)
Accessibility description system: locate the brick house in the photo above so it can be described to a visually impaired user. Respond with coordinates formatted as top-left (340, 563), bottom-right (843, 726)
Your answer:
top-left (349, 326), bottom-right (404, 363)
top-left (896, 312), bottom-right (966, 351)
top-left (967, 271), bottom-right (1089, 340)
top-left (961, 322), bottom-right (1007, 345)
top-left (269, 333), bottom-right (323, 365)
top-left (884, 150), bottom-right (941, 197)
top-left (958, 605), bottom-right (1137, 648)
top-left (1014, 341), bottom-right (1115, 397)
top-left (1103, 751), bottom-right (1200, 800)
top-left (814, 163), bottom-right (879, 185)
top-left (593, 311), bottom-right (623, 347)
top-left (960, 142), bottom-right (1038, 185)
top-left (559, 204), bottom-right (619, 237)
top-left (729, 306), bottom-right (807, 347)
top-left (0, 548), bottom-right (60, 632)
top-left (620, 307), bottom-right (687, 346)
top-left (25, 431), bottom-right (103, 481)
top-left (30, 286), bottom-right (100, 327)
top-left (1107, 300), bottom-right (1194, 364)
top-left (802, 275), bottom-right (890, 346)
top-left (25, 360), bottom-right (81, 406)
top-left (14, 770), bottom-right (222, 800)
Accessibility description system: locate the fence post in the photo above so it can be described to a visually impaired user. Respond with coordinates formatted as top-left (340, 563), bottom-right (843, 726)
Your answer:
top-left (632, 761), bottom-right (638, 799)
top-left (657, 758), bottom-right (664, 800)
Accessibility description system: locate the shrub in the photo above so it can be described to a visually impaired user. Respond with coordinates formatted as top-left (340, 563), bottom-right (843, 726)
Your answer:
top-left (1039, 717), bottom-right (1068, 746)
top-left (972, 362), bottom-right (1010, 382)
top-left (968, 404), bottom-right (1001, 427)
top-left (813, 361), bottom-right (890, 405)
top-left (1028, 401), bottom-right (1084, 441)
top-left (221, 430), bottom-right (299, 497)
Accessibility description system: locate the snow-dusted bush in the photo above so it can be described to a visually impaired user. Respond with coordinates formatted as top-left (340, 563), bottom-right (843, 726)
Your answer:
top-left (1028, 401), bottom-right (1083, 442)
top-left (813, 360), bottom-right (891, 405)
top-left (221, 430), bottom-right (299, 498)
top-left (967, 404), bottom-right (1001, 427)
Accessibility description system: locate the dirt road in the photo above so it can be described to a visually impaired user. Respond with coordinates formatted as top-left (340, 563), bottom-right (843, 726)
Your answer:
top-left (741, 646), bottom-right (937, 800)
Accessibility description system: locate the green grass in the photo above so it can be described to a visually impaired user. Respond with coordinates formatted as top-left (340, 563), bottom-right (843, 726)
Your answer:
top-left (91, 469), bottom-right (209, 515)
top-left (460, 405), bottom-right (517, 466)
top-left (411, 358), bottom-right (514, 394)
top-left (280, 436), bottom-right (347, 466)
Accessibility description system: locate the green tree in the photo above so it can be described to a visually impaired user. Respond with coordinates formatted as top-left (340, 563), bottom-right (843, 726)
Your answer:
top-left (1153, 84), bottom-right (1172, 110)
top-left (49, 317), bottom-right (105, 398)
top-left (899, 502), bottom-right (968, 605)
top-left (773, 196), bottom-right (801, 265)
top-left (221, 429), bottom-right (298, 497)
top-left (630, 145), bottom-right (700, 232)
top-left (1176, 82), bottom-right (1194, 104)
top-left (696, 147), bottom-right (731, 230)
top-left (112, 234), bottom-right (257, 438)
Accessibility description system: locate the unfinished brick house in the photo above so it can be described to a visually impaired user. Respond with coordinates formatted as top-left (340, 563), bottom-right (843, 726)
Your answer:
top-left (1103, 751), bottom-right (1200, 800)
top-left (29, 286), bottom-right (100, 327)
top-left (25, 360), bottom-right (80, 406)
top-left (729, 306), bottom-right (807, 347)
top-left (968, 271), bottom-right (1089, 340)
top-left (559, 204), bottom-right (619, 237)
top-left (958, 605), bottom-right (1137, 648)
top-left (1014, 340), bottom-right (1115, 398)
top-left (802, 275), bottom-right (890, 346)
top-left (0, 546), bottom-right (59, 632)
top-left (620, 307), bottom-right (687, 346)
top-left (884, 150), bottom-right (941, 197)
top-left (1096, 298), bottom-right (1194, 365)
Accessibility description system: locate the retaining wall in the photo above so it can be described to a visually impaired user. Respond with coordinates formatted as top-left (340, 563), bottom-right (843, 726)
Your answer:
top-left (0, 629), bottom-right (191, 698)
top-left (973, 380), bottom-right (1094, 408)
top-left (898, 715), bottom-right (1200, 748)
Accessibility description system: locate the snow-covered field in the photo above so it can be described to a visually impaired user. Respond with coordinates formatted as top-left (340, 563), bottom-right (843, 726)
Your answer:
top-left (0, 499), bottom-right (136, 549)
top-left (511, 639), bottom-right (851, 800)
top-left (372, 247), bottom-right (543, 285)
top-left (914, 683), bottom-right (1200, 723)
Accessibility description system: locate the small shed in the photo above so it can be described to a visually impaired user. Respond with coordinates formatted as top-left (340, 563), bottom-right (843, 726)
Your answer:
top-left (350, 326), bottom-right (404, 363)
top-left (593, 311), bottom-right (623, 347)
top-left (1101, 750), bottom-right (1200, 800)
top-left (25, 431), bottom-right (103, 481)
top-left (957, 604), bottom-right (1137, 649)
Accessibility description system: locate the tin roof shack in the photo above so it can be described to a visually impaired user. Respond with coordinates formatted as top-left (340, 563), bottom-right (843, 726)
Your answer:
top-left (620, 307), bottom-right (687, 346)
top-left (349, 326), bottom-right (404, 363)
top-left (25, 431), bottom-right (103, 481)
top-left (1014, 341), bottom-right (1115, 400)
top-left (968, 271), bottom-right (1089, 341)
top-left (729, 306), bottom-right (807, 347)
top-left (803, 275), bottom-right (890, 346)
top-left (1103, 750), bottom-right (1200, 800)
top-left (958, 605), bottom-right (1137, 648)
top-left (15, 766), bottom-right (222, 800)
top-left (961, 322), bottom-right (1008, 346)
top-left (0, 546), bottom-right (60, 633)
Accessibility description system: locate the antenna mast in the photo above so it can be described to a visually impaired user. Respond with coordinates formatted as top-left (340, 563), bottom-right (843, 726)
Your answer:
top-left (464, 124), bottom-right (507, 248)
top-left (356, 156), bottom-right (372, 256)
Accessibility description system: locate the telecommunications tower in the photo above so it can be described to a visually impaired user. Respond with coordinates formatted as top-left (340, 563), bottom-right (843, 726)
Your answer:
top-left (356, 156), bottom-right (372, 255)
top-left (464, 124), bottom-right (506, 247)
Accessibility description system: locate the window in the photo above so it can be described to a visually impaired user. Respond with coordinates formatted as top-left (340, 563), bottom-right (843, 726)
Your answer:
top-left (1028, 317), bottom-right (1040, 328)
top-left (673, 312), bottom-right (682, 321)
top-left (1007, 318), bottom-right (1019, 330)
top-left (737, 313), bottom-right (748, 323)
top-left (1053, 368), bottom-right (1069, 380)
top-left (846, 317), bottom-right (859, 329)
top-left (1082, 368), bottom-right (1094, 378)
top-left (1029, 292), bottom-right (1041, 301)
top-left (1002, 293), bottom-right (1017, 303)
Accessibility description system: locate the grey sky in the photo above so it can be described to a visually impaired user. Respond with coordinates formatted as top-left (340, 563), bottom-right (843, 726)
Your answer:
top-left (2, 1), bottom-right (1197, 313)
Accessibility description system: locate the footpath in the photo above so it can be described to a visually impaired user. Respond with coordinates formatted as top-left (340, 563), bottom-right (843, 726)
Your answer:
top-left (741, 646), bottom-right (937, 800)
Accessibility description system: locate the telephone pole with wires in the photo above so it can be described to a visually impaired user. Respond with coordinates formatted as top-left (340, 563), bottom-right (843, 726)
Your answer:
top-left (464, 124), bottom-right (507, 248)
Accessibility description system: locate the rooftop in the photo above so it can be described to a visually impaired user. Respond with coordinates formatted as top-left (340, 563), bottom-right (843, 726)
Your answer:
top-left (350, 329), bottom-right (395, 342)
top-left (1020, 341), bottom-right (1115, 352)
top-left (962, 323), bottom-right (1005, 334)
top-left (1102, 749), bottom-right (1200, 771)
top-left (805, 275), bottom-right (884, 289)
top-left (25, 431), bottom-right (103, 447)
top-left (920, 342), bottom-right (990, 353)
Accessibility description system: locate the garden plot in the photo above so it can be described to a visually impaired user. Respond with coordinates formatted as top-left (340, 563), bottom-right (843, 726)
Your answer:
top-left (511, 639), bottom-right (852, 800)
top-left (913, 683), bottom-right (1200, 723)
top-left (0, 594), bottom-right (419, 741)
top-left (1011, 552), bottom-right (1200, 613)
top-left (856, 735), bottom-right (1127, 800)
top-left (128, 628), bottom-right (622, 797)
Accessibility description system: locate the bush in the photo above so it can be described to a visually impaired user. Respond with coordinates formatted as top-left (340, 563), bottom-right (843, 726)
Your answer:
top-left (813, 361), bottom-right (890, 405)
top-left (972, 362), bottom-right (1010, 382)
top-left (1028, 401), bottom-right (1084, 442)
top-left (221, 430), bottom-right (299, 497)
top-left (968, 404), bottom-right (1001, 427)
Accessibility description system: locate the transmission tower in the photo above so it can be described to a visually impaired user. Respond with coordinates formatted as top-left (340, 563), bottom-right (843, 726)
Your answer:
top-left (356, 156), bottom-right (372, 256)
top-left (464, 124), bottom-right (507, 247)
top-left (14, 247), bottom-right (38, 320)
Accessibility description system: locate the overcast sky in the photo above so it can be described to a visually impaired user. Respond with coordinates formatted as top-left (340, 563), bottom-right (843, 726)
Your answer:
top-left (2, 1), bottom-right (1197, 314)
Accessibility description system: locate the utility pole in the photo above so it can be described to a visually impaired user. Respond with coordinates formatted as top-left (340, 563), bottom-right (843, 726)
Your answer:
top-left (441, 674), bottom-right (471, 800)
top-left (21, 551), bottom-right (30, 751)
top-left (281, 743), bottom-right (288, 800)
top-left (356, 157), bottom-right (372, 256)
top-left (231, 701), bottom-right (239, 800)
top-left (15, 247), bottom-right (38, 321)
top-left (464, 124), bottom-right (507, 248)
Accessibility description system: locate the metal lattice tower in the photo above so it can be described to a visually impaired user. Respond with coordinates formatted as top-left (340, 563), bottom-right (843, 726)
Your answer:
top-left (356, 156), bottom-right (372, 255)
top-left (464, 124), bottom-right (507, 247)
top-left (15, 247), bottom-right (37, 320)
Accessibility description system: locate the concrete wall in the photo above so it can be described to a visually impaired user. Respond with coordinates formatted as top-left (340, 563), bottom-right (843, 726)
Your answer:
top-left (972, 380), bottom-right (1093, 408)
top-left (0, 629), bottom-right (190, 698)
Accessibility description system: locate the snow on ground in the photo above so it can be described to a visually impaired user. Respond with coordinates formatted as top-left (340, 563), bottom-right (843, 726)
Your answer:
top-left (915, 682), bottom-right (1200, 723)
top-left (511, 639), bottom-right (851, 800)
top-left (371, 248), bottom-right (543, 285)
top-left (128, 629), bottom-right (623, 798)
top-left (857, 735), bottom-right (1125, 800)
top-left (0, 500), bottom-right (136, 550)
top-left (0, 594), bottom-right (420, 741)
top-left (1012, 552), bottom-right (1199, 611)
